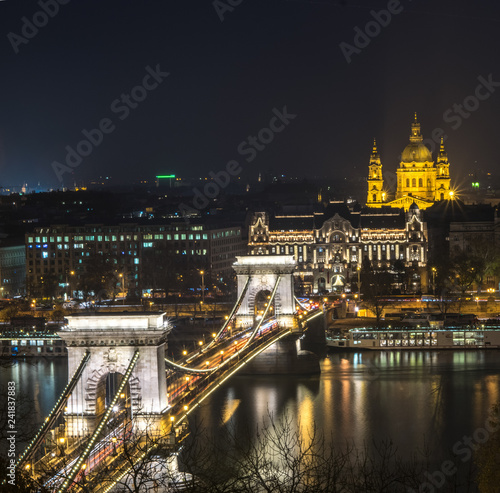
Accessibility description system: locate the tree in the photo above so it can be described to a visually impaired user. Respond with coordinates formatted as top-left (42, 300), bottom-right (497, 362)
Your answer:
top-left (50, 307), bottom-right (67, 322)
top-left (466, 239), bottom-right (500, 293)
top-left (39, 272), bottom-right (61, 300)
top-left (141, 244), bottom-right (181, 297)
top-left (0, 304), bottom-right (19, 322)
top-left (448, 252), bottom-right (480, 296)
top-left (360, 258), bottom-right (393, 327)
top-left (11, 409), bottom-right (484, 492)
top-left (76, 253), bottom-right (122, 302)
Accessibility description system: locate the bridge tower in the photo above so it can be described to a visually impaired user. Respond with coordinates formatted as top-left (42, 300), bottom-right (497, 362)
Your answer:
top-left (233, 255), bottom-right (296, 330)
top-left (233, 255), bottom-right (320, 374)
top-left (58, 312), bottom-right (170, 437)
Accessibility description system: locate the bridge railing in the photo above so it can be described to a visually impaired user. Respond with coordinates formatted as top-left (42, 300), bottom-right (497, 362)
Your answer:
top-left (86, 321), bottom-right (295, 492)
top-left (16, 350), bottom-right (91, 471)
top-left (166, 319), bottom-right (284, 414)
top-left (57, 350), bottom-right (140, 493)
top-left (203, 275), bottom-right (251, 351)
top-left (165, 276), bottom-right (283, 377)
top-left (174, 326), bottom-right (291, 424)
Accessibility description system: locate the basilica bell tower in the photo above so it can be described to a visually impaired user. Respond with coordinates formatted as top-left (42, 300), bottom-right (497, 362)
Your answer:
top-left (366, 139), bottom-right (385, 207)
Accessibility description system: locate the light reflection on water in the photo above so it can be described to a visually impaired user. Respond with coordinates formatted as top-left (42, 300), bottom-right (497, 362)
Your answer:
top-left (1, 351), bottom-right (500, 466)
top-left (191, 350), bottom-right (500, 465)
top-left (0, 359), bottom-right (68, 424)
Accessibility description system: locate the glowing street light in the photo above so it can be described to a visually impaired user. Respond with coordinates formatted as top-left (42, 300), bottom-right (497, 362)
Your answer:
top-left (118, 273), bottom-right (125, 305)
top-left (200, 270), bottom-right (205, 303)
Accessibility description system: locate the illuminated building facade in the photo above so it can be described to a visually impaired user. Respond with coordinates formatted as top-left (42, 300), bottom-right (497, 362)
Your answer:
top-left (26, 224), bottom-right (245, 297)
top-left (367, 115), bottom-right (452, 211)
top-left (248, 204), bottom-right (427, 294)
top-left (0, 242), bottom-right (25, 296)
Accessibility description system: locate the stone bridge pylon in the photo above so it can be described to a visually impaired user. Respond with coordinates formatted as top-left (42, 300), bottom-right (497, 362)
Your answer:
top-left (233, 255), bottom-right (296, 330)
top-left (58, 312), bottom-right (170, 436)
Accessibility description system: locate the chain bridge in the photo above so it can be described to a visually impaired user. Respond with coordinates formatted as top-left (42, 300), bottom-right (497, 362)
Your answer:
top-left (15, 256), bottom-right (323, 492)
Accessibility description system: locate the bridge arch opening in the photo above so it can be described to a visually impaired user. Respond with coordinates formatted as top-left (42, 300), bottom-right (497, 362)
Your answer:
top-left (254, 290), bottom-right (274, 318)
top-left (95, 371), bottom-right (132, 422)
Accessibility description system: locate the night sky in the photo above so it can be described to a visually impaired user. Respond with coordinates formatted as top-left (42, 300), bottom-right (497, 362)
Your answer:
top-left (1, 0), bottom-right (500, 189)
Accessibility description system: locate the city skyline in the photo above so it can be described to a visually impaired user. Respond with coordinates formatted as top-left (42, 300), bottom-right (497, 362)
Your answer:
top-left (1, 1), bottom-right (500, 188)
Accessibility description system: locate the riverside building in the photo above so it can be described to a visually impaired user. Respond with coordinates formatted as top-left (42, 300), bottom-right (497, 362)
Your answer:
top-left (248, 203), bottom-right (428, 294)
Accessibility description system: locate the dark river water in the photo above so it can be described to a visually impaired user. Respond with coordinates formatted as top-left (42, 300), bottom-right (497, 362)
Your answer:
top-left (2, 350), bottom-right (500, 475)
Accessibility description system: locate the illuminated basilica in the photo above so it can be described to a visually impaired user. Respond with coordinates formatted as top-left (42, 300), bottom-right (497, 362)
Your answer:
top-left (367, 115), bottom-right (452, 210)
top-left (245, 115), bottom-right (454, 294)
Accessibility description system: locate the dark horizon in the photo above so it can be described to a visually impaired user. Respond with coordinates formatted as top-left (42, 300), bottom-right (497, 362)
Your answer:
top-left (1, 0), bottom-right (500, 189)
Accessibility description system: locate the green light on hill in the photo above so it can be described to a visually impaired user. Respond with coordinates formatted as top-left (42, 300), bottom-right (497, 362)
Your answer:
top-left (156, 175), bottom-right (176, 179)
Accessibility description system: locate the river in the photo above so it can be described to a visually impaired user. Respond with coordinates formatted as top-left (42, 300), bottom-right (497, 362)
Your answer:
top-left (1, 350), bottom-right (499, 480)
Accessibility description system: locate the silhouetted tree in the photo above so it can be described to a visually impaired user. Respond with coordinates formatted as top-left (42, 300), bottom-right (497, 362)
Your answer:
top-left (360, 258), bottom-right (392, 327)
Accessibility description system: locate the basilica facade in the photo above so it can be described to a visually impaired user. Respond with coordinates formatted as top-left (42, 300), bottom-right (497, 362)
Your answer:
top-left (367, 115), bottom-right (452, 210)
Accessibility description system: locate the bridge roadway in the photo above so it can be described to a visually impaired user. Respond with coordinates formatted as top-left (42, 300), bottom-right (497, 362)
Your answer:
top-left (22, 302), bottom-right (321, 491)
top-left (90, 307), bottom-right (321, 493)
top-left (68, 318), bottom-right (298, 492)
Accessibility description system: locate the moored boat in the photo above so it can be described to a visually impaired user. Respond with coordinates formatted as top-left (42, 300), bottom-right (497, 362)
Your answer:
top-left (327, 327), bottom-right (500, 350)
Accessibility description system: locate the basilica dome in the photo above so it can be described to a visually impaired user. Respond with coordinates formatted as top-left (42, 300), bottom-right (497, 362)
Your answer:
top-left (401, 142), bottom-right (432, 163)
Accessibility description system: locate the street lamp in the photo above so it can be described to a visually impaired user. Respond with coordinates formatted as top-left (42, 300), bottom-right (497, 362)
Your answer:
top-left (200, 270), bottom-right (205, 304)
top-left (59, 437), bottom-right (66, 456)
top-left (119, 273), bottom-right (125, 305)
top-left (432, 267), bottom-right (437, 296)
